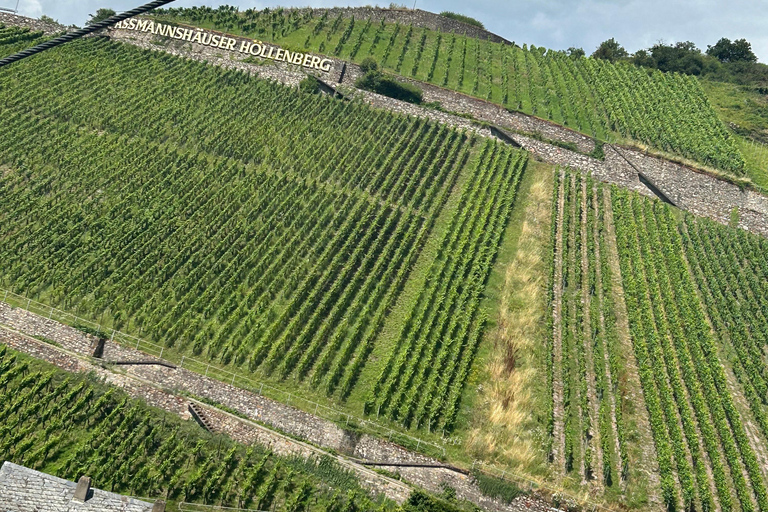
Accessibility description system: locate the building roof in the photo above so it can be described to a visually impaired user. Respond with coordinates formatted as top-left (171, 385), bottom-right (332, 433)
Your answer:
top-left (0, 461), bottom-right (154, 512)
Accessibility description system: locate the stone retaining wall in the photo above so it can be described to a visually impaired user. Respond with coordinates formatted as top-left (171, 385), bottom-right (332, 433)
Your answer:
top-left (0, 12), bottom-right (67, 35)
top-left (0, 301), bottom-right (550, 512)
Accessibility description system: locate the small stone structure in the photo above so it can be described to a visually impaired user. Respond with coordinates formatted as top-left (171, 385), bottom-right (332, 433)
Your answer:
top-left (0, 461), bottom-right (155, 512)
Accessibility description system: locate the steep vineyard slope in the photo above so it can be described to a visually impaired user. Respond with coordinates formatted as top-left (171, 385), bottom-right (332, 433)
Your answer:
top-left (0, 346), bottom-right (396, 510)
top-left (0, 35), bottom-right (525, 433)
top-left (153, 6), bottom-right (745, 174)
top-left (539, 170), bottom-right (768, 510)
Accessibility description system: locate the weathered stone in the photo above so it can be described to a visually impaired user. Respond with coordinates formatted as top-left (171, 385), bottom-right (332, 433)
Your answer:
top-left (1, 301), bottom-right (555, 511)
top-left (72, 476), bottom-right (91, 503)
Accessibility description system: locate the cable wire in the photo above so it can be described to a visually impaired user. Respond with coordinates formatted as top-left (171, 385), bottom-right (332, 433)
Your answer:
top-left (0, 0), bottom-right (176, 69)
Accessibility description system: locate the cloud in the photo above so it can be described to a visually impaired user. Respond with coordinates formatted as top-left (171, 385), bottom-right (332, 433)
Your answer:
top-left (17, 0), bottom-right (42, 17)
top-left (21, 0), bottom-right (768, 61)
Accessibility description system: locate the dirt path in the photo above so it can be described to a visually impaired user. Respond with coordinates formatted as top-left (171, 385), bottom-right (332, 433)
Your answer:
top-left (601, 188), bottom-right (663, 508)
top-left (551, 168), bottom-right (567, 471)
top-left (580, 178), bottom-right (603, 488)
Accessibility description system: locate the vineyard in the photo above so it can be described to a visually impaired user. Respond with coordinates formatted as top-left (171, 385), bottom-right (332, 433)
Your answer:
top-left (366, 142), bottom-right (527, 432)
top-left (546, 181), bottom-right (768, 510)
top-left (153, 6), bottom-right (745, 174)
top-left (0, 34), bottom-right (528, 432)
top-left (546, 171), bottom-right (632, 496)
top-left (0, 346), bottom-right (390, 511)
top-left (4, 8), bottom-right (768, 512)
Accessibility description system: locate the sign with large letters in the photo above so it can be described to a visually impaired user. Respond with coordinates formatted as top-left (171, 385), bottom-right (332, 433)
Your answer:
top-left (113, 18), bottom-right (335, 72)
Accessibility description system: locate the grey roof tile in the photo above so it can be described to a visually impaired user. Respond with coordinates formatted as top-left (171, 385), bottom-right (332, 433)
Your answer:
top-left (0, 462), bottom-right (154, 512)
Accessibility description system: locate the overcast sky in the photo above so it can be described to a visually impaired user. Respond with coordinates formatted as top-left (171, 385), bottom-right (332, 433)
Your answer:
top-left (9, 0), bottom-right (768, 62)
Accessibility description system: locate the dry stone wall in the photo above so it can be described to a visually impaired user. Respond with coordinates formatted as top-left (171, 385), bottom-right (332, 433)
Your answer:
top-left (0, 12), bottom-right (67, 35)
top-left (0, 301), bottom-right (552, 512)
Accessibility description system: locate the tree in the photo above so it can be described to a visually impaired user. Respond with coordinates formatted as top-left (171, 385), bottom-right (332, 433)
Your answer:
top-left (592, 38), bottom-right (628, 62)
top-left (650, 41), bottom-right (705, 75)
top-left (632, 49), bottom-right (656, 68)
top-left (39, 15), bottom-right (58, 24)
top-left (359, 57), bottom-right (378, 74)
top-left (567, 47), bottom-right (585, 59)
top-left (87, 9), bottom-right (116, 25)
top-left (707, 37), bottom-right (758, 63)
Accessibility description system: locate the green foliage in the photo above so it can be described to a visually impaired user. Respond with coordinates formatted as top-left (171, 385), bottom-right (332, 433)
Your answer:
top-left (611, 189), bottom-right (768, 511)
top-left (359, 56), bottom-right (379, 73)
top-left (707, 37), bottom-right (758, 63)
top-left (366, 142), bottom-right (528, 432)
top-left (592, 38), bottom-right (628, 63)
top-left (438, 12), bottom-right (485, 30)
top-left (39, 15), bottom-right (58, 24)
top-left (566, 47), bottom-right (585, 59)
top-left (0, 348), bottom-right (385, 510)
top-left (649, 41), bottom-right (707, 75)
top-left (472, 472), bottom-right (525, 504)
top-left (87, 8), bottom-right (116, 25)
top-left (402, 490), bottom-right (470, 512)
top-left (298, 74), bottom-right (321, 94)
top-left (0, 34), bottom-right (513, 426)
top-left (355, 69), bottom-right (424, 103)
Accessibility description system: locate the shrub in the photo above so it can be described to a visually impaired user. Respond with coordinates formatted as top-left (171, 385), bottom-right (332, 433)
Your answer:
top-left (299, 74), bottom-right (321, 94)
top-left (473, 472), bottom-right (526, 504)
top-left (439, 11), bottom-right (485, 29)
top-left (355, 70), bottom-right (423, 104)
top-left (359, 57), bottom-right (379, 74)
top-left (402, 490), bottom-right (467, 512)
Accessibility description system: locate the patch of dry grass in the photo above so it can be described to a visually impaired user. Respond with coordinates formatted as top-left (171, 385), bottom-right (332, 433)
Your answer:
top-left (468, 169), bottom-right (553, 470)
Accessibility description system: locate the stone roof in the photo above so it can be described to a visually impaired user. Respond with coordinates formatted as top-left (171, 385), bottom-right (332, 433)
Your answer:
top-left (0, 462), bottom-right (153, 512)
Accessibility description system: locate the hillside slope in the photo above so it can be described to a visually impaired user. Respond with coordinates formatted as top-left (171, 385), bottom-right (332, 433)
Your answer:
top-left (2, 10), bottom-right (768, 512)
top-left (154, 6), bottom-right (745, 175)
top-left (0, 35), bottom-right (528, 435)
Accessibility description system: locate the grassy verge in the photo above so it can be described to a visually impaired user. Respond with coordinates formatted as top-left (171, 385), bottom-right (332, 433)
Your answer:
top-left (463, 159), bottom-right (554, 472)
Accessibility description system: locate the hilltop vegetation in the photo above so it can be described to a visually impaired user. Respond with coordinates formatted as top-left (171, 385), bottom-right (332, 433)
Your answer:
top-left (153, 6), bottom-right (744, 174)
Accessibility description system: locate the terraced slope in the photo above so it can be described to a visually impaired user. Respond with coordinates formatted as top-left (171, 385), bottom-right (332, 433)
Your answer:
top-left (0, 35), bottom-right (525, 432)
top-left (544, 170), bottom-right (768, 510)
top-left (0, 346), bottom-right (394, 511)
top-left (153, 6), bottom-right (745, 174)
